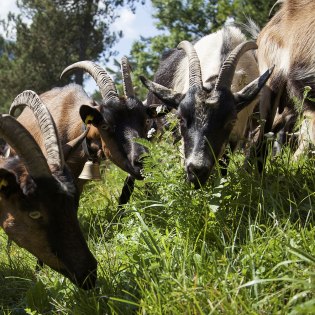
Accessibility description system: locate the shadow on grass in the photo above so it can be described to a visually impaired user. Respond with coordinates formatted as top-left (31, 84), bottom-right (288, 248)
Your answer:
top-left (0, 262), bottom-right (35, 313)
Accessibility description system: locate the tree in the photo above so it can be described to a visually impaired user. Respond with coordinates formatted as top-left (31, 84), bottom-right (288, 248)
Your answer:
top-left (233, 0), bottom-right (276, 28)
top-left (0, 33), bottom-right (18, 109)
top-left (0, 0), bottom-right (140, 110)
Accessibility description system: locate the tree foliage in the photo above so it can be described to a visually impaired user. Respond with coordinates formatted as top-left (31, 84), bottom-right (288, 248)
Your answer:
top-left (233, 0), bottom-right (276, 28)
top-left (0, 0), bottom-right (140, 110)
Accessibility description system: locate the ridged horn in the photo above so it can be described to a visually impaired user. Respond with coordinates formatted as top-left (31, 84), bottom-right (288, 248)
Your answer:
top-left (0, 114), bottom-right (51, 178)
top-left (177, 41), bottom-right (203, 88)
top-left (121, 56), bottom-right (135, 98)
top-left (215, 41), bottom-right (258, 91)
top-left (10, 90), bottom-right (64, 170)
top-left (269, 0), bottom-right (283, 18)
top-left (60, 61), bottom-right (119, 103)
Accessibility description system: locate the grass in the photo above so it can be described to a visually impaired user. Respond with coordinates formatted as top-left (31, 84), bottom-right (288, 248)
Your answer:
top-left (1, 122), bottom-right (315, 314)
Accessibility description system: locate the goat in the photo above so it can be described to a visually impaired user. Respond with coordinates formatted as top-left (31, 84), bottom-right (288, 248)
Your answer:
top-left (255, 0), bottom-right (315, 165)
top-left (0, 98), bottom-right (97, 289)
top-left (10, 58), bottom-right (158, 200)
top-left (141, 26), bottom-right (272, 187)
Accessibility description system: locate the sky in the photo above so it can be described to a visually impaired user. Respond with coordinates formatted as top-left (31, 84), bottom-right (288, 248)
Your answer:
top-left (0, 0), bottom-right (161, 93)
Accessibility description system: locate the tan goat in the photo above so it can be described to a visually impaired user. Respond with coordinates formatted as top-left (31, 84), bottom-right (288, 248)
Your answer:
top-left (256, 0), bottom-right (315, 164)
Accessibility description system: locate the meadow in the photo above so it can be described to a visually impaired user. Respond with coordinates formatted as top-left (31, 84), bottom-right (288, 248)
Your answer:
top-left (1, 113), bottom-right (315, 314)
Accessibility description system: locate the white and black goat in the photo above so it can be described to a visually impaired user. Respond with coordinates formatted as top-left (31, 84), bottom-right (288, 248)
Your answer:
top-left (141, 26), bottom-right (272, 187)
top-left (0, 96), bottom-right (97, 289)
top-left (255, 0), bottom-right (315, 164)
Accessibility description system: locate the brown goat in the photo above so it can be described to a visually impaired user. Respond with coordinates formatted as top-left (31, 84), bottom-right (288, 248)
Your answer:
top-left (0, 99), bottom-right (97, 289)
top-left (10, 58), bottom-right (157, 196)
top-left (255, 0), bottom-right (315, 165)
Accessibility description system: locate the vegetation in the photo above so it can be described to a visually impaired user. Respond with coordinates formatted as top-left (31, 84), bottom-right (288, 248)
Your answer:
top-left (1, 112), bottom-right (315, 314)
top-left (1, 1), bottom-right (314, 314)
top-left (0, 0), bottom-right (141, 110)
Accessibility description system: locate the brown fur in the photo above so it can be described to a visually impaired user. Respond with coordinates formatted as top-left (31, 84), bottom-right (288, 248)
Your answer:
top-left (256, 0), bottom-right (315, 159)
top-left (15, 83), bottom-right (151, 192)
top-left (0, 147), bottom-right (97, 289)
top-left (15, 85), bottom-right (101, 190)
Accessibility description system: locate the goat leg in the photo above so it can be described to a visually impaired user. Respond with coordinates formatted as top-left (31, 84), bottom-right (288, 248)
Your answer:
top-left (117, 175), bottom-right (135, 215)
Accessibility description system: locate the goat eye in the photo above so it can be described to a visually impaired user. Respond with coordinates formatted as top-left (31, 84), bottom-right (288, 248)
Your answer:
top-left (29, 211), bottom-right (42, 220)
top-left (101, 124), bottom-right (110, 131)
top-left (224, 118), bottom-right (236, 130)
top-left (179, 117), bottom-right (187, 128)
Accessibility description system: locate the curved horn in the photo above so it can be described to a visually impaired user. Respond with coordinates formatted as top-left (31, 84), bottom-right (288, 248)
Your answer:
top-left (121, 56), bottom-right (135, 98)
top-left (177, 41), bottom-right (203, 88)
top-left (215, 41), bottom-right (258, 91)
top-left (269, 0), bottom-right (283, 18)
top-left (0, 114), bottom-right (52, 178)
top-left (60, 61), bottom-right (119, 103)
top-left (10, 90), bottom-right (64, 170)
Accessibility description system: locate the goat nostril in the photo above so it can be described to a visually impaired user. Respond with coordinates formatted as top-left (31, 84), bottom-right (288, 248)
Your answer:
top-left (187, 163), bottom-right (203, 175)
top-left (186, 163), bottom-right (210, 187)
top-left (187, 164), bottom-right (194, 174)
top-left (134, 158), bottom-right (144, 168)
top-left (134, 161), bottom-right (142, 169)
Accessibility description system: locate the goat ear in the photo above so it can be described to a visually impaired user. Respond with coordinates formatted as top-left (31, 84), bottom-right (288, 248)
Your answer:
top-left (140, 76), bottom-right (183, 109)
top-left (146, 104), bottom-right (170, 118)
top-left (0, 141), bottom-right (10, 158)
top-left (0, 169), bottom-right (37, 197)
top-left (234, 66), bottom-right (274, 113)
top-left (63, 127), bottom-right (90, 162)
top-left (79, 105), bottom-right (103, 126)
top-left (0, 169), bottom-right (19, 196)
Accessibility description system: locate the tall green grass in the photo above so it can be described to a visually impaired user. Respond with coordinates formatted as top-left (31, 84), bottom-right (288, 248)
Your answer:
top-left (1, 120), bottom-right (315, 314)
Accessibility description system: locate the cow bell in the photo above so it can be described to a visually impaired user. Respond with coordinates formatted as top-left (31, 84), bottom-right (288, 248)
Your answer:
top-left (79, 160), bottom-right (102, 180)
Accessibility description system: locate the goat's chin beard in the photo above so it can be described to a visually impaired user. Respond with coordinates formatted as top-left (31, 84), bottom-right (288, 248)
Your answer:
top-left (125, 161), bottom-right (145, 180)
top-left (130, 168), bottom-right (144, 180)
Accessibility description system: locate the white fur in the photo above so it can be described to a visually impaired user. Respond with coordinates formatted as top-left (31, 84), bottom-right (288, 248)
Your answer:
top-left (173, 26), bottom-right (259, 144)
top-left (173, 29), bottom-right (224, 93)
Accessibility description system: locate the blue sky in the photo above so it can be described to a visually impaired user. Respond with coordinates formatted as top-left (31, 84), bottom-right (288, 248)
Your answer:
top-left (0, 0), bottom-right (161, 93)
top-left (112, 2), bottom-right (160, 56)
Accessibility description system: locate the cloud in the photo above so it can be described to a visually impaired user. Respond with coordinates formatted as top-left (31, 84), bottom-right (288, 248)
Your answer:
top-left (0, 0), bottom-right (18, 19)
top-left (112, 4), bottom-right (159, 42)
top-left (113, 8), bottom-right (138, 40)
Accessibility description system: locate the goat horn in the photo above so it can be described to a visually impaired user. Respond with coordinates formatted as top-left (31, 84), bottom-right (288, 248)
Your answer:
top-left (60, 61), bottom-right (119, 103)
top-left (10, 90), bottom-right (64, 170)
top-left (177, 41), bottom-right (203, 88)
top-left (0, 114), bottom-right (52, 178)
top-left (269, 0), bottom-right (283, 18)
top-left (215, 41), bottom-right (258, 91)
top-left (121, 56), bottom-right (135, 98)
